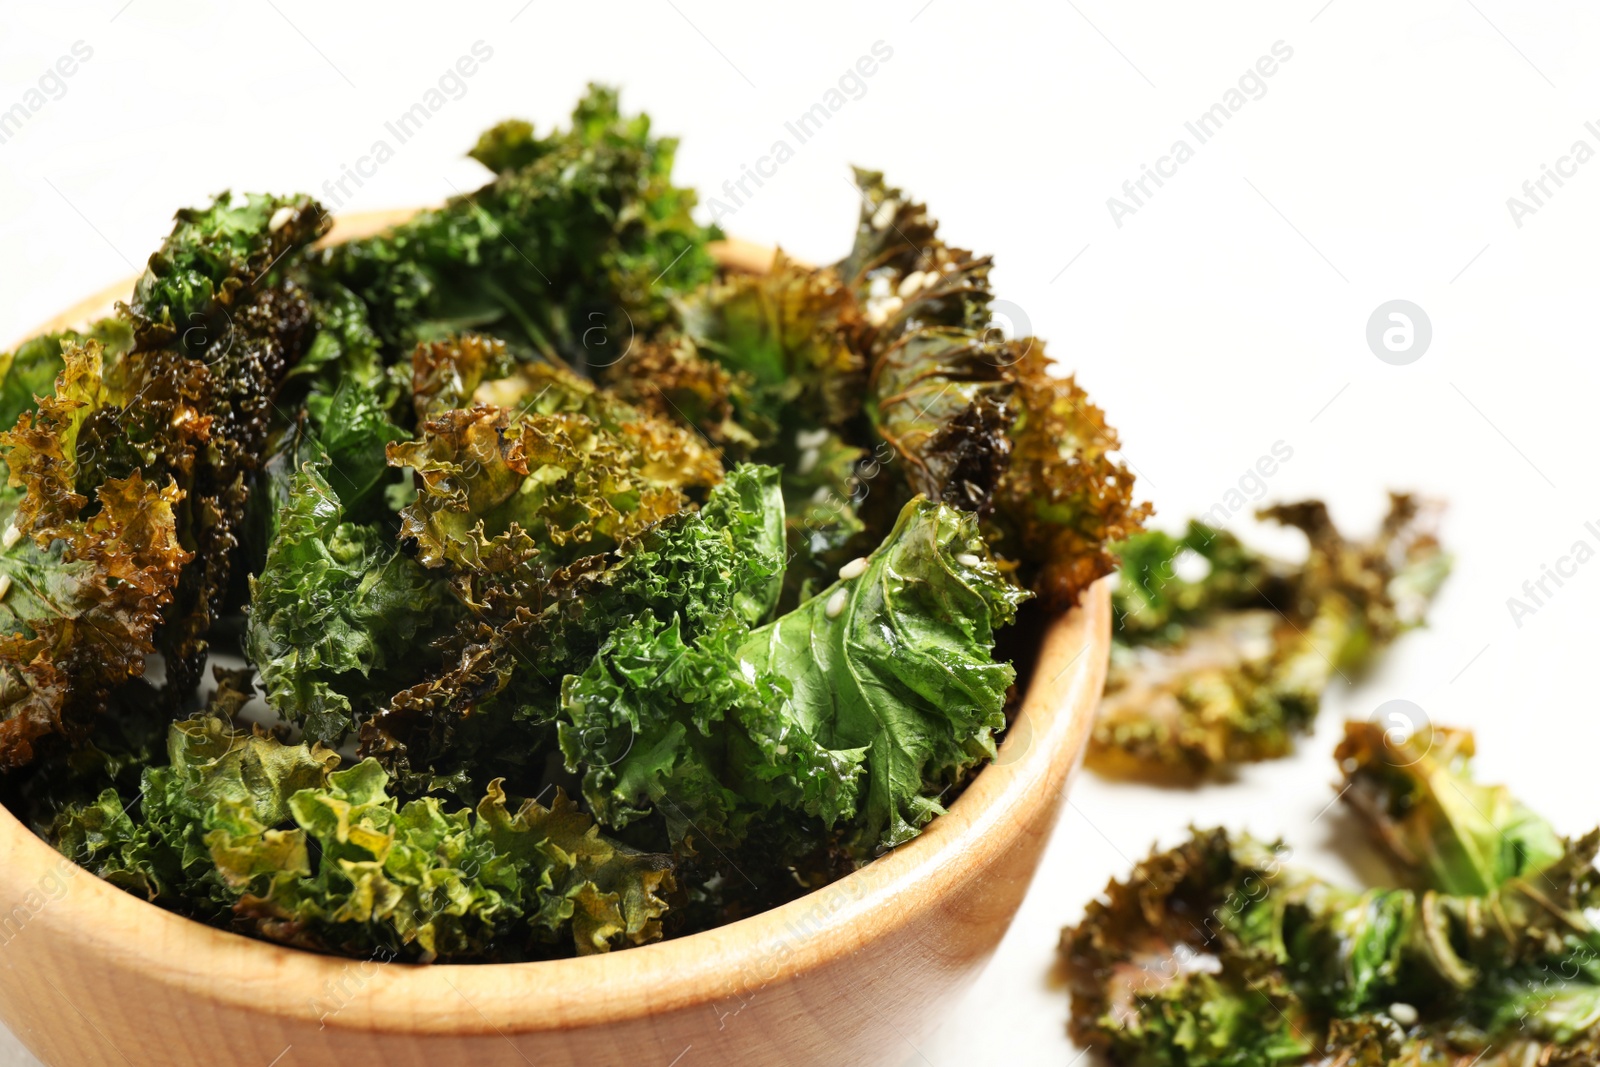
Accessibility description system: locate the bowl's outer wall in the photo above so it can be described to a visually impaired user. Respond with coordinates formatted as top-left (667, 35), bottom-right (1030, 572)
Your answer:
top-left (0, 219), bottom-right (1113, 1067)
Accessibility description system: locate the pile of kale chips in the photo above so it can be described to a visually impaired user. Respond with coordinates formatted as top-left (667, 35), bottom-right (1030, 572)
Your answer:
top-left (1065, 723), bottom-right (1600, 1065)
top-left (0, 87), bottom-right (1147, 963)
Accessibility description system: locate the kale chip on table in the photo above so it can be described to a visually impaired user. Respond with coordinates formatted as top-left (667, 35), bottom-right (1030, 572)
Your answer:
top-left (1062, 723), bottom-right (1600, 1065)
top-left (1093, 495), bottom-right (1450, 776)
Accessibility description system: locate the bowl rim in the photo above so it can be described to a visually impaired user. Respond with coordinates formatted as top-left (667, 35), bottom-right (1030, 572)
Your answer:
top-left (0, 212), bottom-right (1112, 1035)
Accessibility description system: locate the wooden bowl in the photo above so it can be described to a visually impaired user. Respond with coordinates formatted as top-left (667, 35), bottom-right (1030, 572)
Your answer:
top-left (0, 212), bottom-right (1113, 1067)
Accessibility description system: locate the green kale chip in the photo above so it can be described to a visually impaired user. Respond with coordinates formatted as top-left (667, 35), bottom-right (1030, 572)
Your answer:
top-left (839, 169), bottom-right (1150, 607)
top-left (682, 251), bottom-right (864, 438)
top-left (599, 335), bottom-right (767, 455)
top-left (0, 318), bottom-right (133, 434)
top-left (298, 377), bottom-right (411, 520)
top-left (840, 170), bottom-right (1013, 513)
top-left (408, 333), bottom-right (513, 420)
top-left (0, 342), bottom-right (191, 768)
top-left (537, 460), bottom-right (788, 669)
top-left (1093, 495), bottom-right (1451, 776)
top-left (1335, 721), bottom-right (1564, 897)
top-left (15, 190), bottom-right (333, 706)
top-left (282, 276), bottom-right (389, 399)
top-left (253, 281), bottom-right (410, 559)
top-left (738, 496), bottom-right (1027, 852)
top-left (562, 494), bottom-right (1027, 858)
top-left (387, 369), bottom-right (722, 574)
top-left (127, 192), bottom-right (326, 344)
top-left (320, 84), bottom-right (718, 367)
top-left (52, 714), bottom-right (673, 960)
top-left (245, 461), bottom-right (460, 745)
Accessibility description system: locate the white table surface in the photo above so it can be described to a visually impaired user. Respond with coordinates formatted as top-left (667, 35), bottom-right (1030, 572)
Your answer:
top-left (2, 2), bottom-right (1596, 1064)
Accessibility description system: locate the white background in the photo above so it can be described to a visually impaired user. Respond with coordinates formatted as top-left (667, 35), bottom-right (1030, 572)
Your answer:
top-left (1, 2), bottom-right (1597, 1064)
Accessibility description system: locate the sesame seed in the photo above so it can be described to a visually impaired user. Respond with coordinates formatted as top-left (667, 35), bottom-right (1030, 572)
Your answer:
top-left (1388, 1003), bottom-right (1417, 1026)
top-left (864, 294), bottom-right (903, 327)
top-left (268, 205), bottom-right (296, 232)
top-left (0, 574), bottom-right (12, 601)
top-left (1, 523), bottom-right (19, 549)
top-left (824, 588), bottom-right (848, 619)
top-left (955, 552), bottom-right (981, 567)
top-left (838, 557), bottom-right (869, 581)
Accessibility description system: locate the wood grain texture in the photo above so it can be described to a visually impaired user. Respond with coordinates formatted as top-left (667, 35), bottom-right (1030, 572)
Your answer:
top-left (0, 213), bottom-right (1112, 1067)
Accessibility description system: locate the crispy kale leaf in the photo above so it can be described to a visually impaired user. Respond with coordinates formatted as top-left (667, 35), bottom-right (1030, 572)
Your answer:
top-left (300, 376), bottom-right (411, 518)
top-left (682, 251), bottom-right (863, 438)
top-left (1335, 722), bottom-right (1564, 896)
top-left (989, 348), bottom-right (1150, 608)
top-left (50, 707), bottom-right (339, 913)
top-left (740, 497), bottom-right (1026, 852)
top-left (1092, 495), bottom-right (1451, 776)
top-left (282, 276), bottom-right (390, 398)
top-left (1064, 826), bottom-right (1600, 1065)
top-left (51, 714), bottom-right (672, 960)
top-left (839, 170), bottom-right (1013, 512)
top-left (468, 119), bottom-right (544, 175)
top-left (563, 495), bottom-right (1027, 858)
top-left (255, 283), bottom-right (410, 553)
top-left (1062, 828), bottom-right (1318, 1066)
top-left (0, 342), bottom-right (190, 769)
top-left (109, 192), bottom-right (329, 693)
top-left (1110, 520), bottom-right (1294, 642)
top-left (554, 467), bottom-right (842, 847)
top-left (127, 192), bottom-right (326, 344)
top-left (1321, 1017), bottom-right (1600, 1067)
top-left (245, 461), bottom-right (459, 745)
top-left (615, 250), bottom-right (875, 610)
top-left (0, 318), bottom-right (132, 434)
top-left (145, 279), bottom-right (318, 691)
top-left (1063, 728), bottom-right (1600, 1066)
top-left (839, 170), bottom-right (1149, 606)
top-left (320, 85), bottom-right (717, 367)
top-left (251, 373), bottom-right (411, 565)
top-left (600, 336), bottom-right (764, 454)
top-left (388, 369), bottom-right (721, 573)
top-left (539, 461), bottom-right (787, 666)
top-left (410, 333), bottom-right (512, 421)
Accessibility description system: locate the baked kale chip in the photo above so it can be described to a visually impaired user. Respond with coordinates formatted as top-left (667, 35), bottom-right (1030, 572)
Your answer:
top-left (54, 714), bottom-right (671, 960)
top-left (1092, 495), bottom-right (1450, 776)
top-left (319, 84), bottom-right (718, 369)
